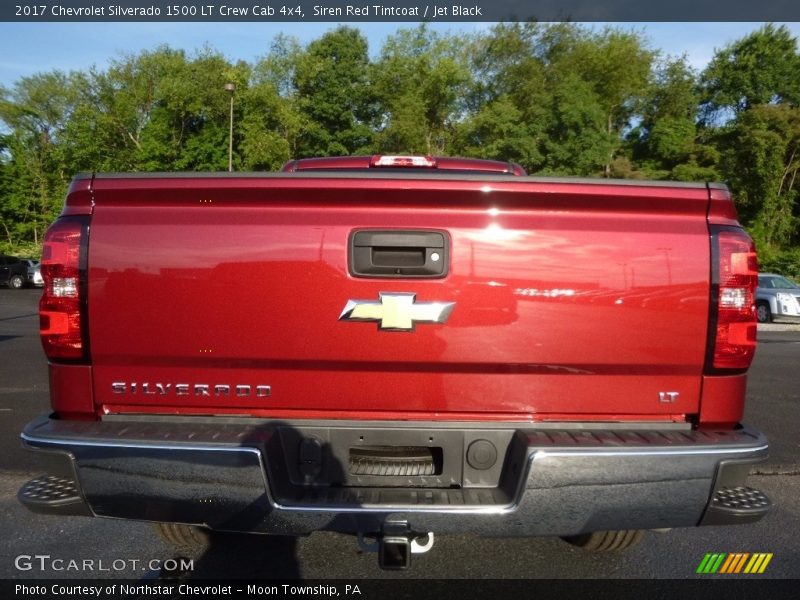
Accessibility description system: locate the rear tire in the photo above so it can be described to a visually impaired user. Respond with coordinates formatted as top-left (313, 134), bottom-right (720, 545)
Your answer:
top-left (561, 529), bottom-right (645, 551)
top-left (756, 301), bottom-right (772, 323)
top-left (8, 274), bottom-right (25, 289)
top-left (152, 522), bottom-right (211, 555)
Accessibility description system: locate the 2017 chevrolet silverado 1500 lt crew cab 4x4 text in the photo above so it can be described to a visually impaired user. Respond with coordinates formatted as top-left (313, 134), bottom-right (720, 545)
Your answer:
top-left (19, 155), bottom-right (770, 569)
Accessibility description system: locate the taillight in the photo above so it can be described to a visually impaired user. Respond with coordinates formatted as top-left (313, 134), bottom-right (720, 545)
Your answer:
top-left (40, 216), bottom-right (89, 361)
top-left (706, 227), bottom-right (758, 372)
top-left (370, 155), bottom-right (437, 168)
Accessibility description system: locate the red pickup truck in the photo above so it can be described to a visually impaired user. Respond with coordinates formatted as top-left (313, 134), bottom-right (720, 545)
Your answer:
top-left (20, 155), bottom-right (770, 569)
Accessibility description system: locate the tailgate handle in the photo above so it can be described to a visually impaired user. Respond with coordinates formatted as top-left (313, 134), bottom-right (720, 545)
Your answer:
top-left (350, 230), bottom-right (449, 278)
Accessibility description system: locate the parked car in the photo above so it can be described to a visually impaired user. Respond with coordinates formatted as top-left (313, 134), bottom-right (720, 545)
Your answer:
top-left (756, 273), bottom-right (800, 322)
top-left (1, 255), bottom-right (30, 289)
top-left (22, 259), bottom-right (43, 287)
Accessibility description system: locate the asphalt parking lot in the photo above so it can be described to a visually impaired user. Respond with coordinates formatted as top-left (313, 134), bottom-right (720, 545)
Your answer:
top-left (1, 288), bottom-right (798, 580)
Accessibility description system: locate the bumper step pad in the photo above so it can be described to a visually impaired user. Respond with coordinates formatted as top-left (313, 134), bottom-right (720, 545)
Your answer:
top-left (349, 446), bottom-right (439, 477)
top-left (701, 486), bottom-right (772, 526)
top-left (18, 474), bottom-right (91, 516)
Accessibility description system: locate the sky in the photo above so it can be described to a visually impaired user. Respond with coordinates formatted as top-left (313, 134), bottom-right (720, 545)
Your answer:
top-left (1, 21), bottom-right (800, 87)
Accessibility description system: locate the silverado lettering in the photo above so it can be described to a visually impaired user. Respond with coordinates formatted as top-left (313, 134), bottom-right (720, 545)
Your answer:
top-left (19, 155), bottom-right (771, 570)
top-left (111, 382), bottom-right (272, 397)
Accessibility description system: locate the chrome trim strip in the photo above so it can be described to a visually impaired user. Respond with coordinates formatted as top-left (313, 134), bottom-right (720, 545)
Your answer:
top-left (99, 415), bottom-right (696, 430)
top-left (534, 446), bottom-right (770, 458)
top-left (21, 433), bottom-right (768, 458)
top-left (20, 432), bottom-right (263, 454)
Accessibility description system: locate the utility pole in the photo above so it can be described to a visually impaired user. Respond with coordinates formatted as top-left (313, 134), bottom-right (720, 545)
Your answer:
top-left (224, 83), bottom-right (236, 172)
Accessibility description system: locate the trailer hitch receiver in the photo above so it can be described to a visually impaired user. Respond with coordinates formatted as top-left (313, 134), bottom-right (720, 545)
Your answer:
top-left (357, 520), bottom-right (435, 570)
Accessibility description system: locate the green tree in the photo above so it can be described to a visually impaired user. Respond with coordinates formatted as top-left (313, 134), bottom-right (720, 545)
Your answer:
top-left (372, 25), bottom-right (471, 155)
top-left (629, 56), bottom-right (719, 181)
top-left (459, 22), bottom-right (549, 170)
top-left (241, 36), bottom-right (304, 169)
top-left (700, 24), bottom-right (800, 259)
top-left (720, 104), bottom-right (800, 248)
top-left (546, 25), bottom-right (656, 176)
top-left (0, 71), bottom-right (81, 247)
top-left (453, 95), bottom-right (541, 167)
top-left (700, 24), bottom-right (800, 120)
top-left (60, 46), bottom-right (242, 173)
top-left (465, 23), bottom-right (655, 176)
top-left (542, 71), bottom-right (613, 176)
top-left (293, 27), bottom-right (376, 156)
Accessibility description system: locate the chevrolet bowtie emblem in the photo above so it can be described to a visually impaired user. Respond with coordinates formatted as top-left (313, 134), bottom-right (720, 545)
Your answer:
top-left (339, 292), bottom-right (455, 331)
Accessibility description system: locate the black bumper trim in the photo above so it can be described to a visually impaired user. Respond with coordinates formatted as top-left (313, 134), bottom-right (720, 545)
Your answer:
top-left (18, 474), bottom-right (92, 517)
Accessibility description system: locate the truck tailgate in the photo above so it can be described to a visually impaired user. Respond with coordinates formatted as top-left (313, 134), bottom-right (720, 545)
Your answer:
top-left (87, 175), bottom-right (711, 420)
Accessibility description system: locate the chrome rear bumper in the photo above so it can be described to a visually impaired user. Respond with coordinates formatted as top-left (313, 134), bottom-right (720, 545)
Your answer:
top-left (20, 415), bottom-right (770, 536)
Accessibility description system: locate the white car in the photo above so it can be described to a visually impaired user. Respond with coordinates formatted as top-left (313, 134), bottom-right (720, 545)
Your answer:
top-left (756, 273), bottom-right (800, 323)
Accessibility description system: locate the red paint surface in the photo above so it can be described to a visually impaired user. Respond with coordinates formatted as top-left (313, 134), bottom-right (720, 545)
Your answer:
top-left (49, 364), bottom-right (94, 417)
top-left (68, 174), bottom-right (728, 421)
top-left (707, 187), bottom-right (740, 227)
top-left (60, 177), bottom-right (94, 216)
top-left (698, 374), bottom-right (747, 428)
